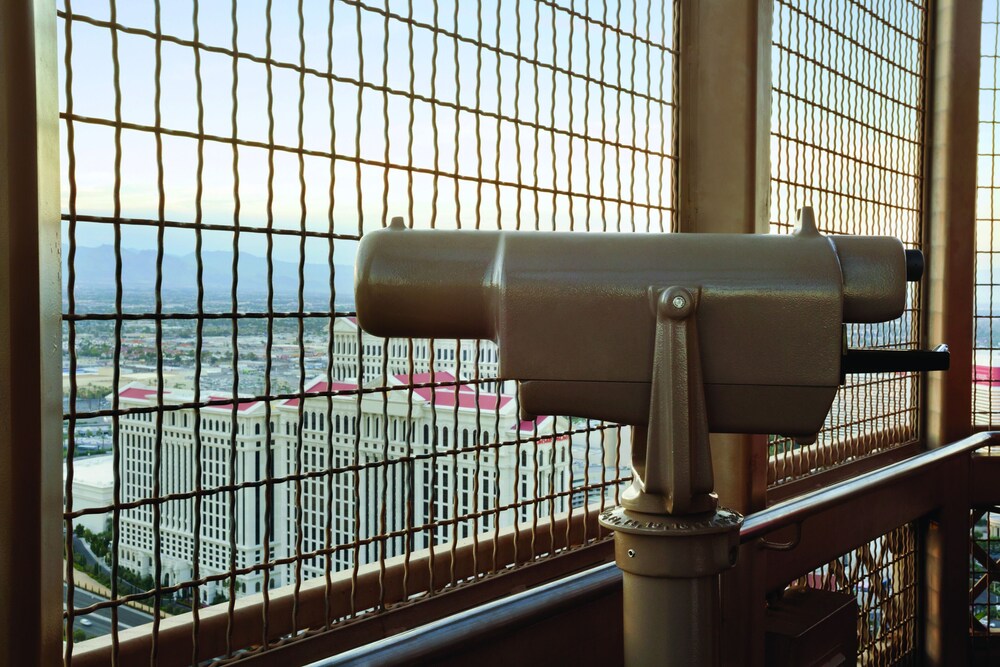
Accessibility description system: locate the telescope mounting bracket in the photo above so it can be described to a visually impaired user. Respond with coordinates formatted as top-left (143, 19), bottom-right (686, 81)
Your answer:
top-left (621, 286), bottom-right (718, 516)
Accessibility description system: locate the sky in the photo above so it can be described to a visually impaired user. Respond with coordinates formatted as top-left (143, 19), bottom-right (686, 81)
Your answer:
top-left (978, 0), bottom-right (1000, 247)
top-left (56, 0), bottom-right (996, 269)
top-left (58, 0), bottom-right (676, 268)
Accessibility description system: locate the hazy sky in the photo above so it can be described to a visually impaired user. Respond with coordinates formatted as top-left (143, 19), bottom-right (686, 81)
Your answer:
top-left (978, 0), bottom-right (1000, 253)
top-left (58, 0), bottom-right (675, 267)
top-left (58, 0), bottom-right (993, 265)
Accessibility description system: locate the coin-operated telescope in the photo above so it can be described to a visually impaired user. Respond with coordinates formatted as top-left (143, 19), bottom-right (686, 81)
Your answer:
top-left (354, 208), bottom-right (947, 667)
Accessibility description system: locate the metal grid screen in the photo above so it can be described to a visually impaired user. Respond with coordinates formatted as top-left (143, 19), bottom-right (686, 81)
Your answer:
top-left (790, 523), bottom-right (920, 666)
top-left (974, 10), bottom-right (1000, 651)
top-left (976, 0), bottom-right (1000, 428)
top-left (971, 508), bottom-right (1000, 639)
top-left (768, 0), bottom-right (928, 486)
top-left (59, 0), bottom-right (678, 661)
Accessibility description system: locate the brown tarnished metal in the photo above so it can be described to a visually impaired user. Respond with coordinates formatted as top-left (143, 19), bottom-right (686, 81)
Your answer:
top-left (0, 1), bottom-right (63, 665)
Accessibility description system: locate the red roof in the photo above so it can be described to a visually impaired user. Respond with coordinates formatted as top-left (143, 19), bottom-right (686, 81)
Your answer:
top-left (283, 379), bottom-right (358, 407)
top-left (514, 416), bottom-right (553, 433)
top-left (118, 386), bottom-right (262, 412)
top-left (975, 364), bottom-right (1000, 385)
top-left (396, 371), bottom-right (514, 411)
top-left (119, 387), bottom-right (166, 400)
top-left (208, 396), bottom-right (260, 412)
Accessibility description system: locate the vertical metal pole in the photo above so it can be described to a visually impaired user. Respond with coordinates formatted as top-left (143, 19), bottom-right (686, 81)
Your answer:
top-left (921, 2), bottom-right (981, 661)
top-left (676, 1), bottom-right (772, 664)
top-left (675, 0), bottom-right (771, 515)
top-left (622, 562), bottom-right (721, 665)
top-left (921, 457), bottom-right (972, 665)
top-left (0, 0), bottom-right (63, 664)
top-left (677, 0), bottom-right (771, 238)
top-left (923, 0), bottom-right (982, 448)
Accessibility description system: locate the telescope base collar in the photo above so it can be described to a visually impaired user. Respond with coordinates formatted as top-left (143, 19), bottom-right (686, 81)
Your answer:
top-left (599, 506), bottom-right (743, 579)
top-left (599, 505), bottom-right (743, 667)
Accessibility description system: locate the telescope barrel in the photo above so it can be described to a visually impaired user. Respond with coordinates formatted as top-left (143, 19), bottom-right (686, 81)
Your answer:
top-left (355, 217), bottom-right (500, 340)
top-left (828, 236), bottom-right (910, 322)
top-left (356, 220), bottom-right (912, 341)
top-left (353, 210), bottom-right (937, 436)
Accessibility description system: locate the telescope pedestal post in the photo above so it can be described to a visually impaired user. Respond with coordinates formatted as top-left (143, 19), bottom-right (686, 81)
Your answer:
top-left (600, 507), bottom-right (743, 667)
top-left (599, 287), bottom-right (743, 667)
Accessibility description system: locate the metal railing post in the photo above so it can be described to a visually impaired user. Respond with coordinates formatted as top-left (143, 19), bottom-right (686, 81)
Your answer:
top-left (0, 0), bottom-right (63, 664)
top-left (923, 0), bottom-right (982, 447)
top-left (676, 1), bottom-right (772, 664)
top-left (922, 457), bottom-right (973, 665)
top-left (921, 0), bottom-right (982, 661)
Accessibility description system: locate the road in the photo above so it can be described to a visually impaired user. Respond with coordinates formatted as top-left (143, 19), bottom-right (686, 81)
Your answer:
top-left (64, 583), bottom-right (154, 639)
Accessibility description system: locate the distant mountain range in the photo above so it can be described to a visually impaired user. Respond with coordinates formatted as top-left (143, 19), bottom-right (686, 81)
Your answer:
top-left (62, 244), bottom-right (355, 301)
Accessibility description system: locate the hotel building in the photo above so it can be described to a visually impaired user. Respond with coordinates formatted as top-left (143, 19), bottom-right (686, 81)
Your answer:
top-left (116, 328), bottom-right (572, 602)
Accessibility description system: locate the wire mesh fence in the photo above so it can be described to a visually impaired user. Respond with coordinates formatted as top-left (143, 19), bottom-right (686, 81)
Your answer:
top-left (787, 523), bottom-right (919, 666)
top-left (768, 0), bottom-right (928, 486)
top-left (971, 507), bottom-right (1000, 636)
top-left (976, 0), bottom-right (1000, 429)
top-left (971, 505), bottom-right (1000, 664)
top-left (59, 0), bottom-right (677, 661)
top-left (974, 22), bottom-right (1000, 664)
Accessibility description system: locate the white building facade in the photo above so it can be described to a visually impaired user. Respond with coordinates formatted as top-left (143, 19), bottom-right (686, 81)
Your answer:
top-left (65, 454), bottom-right (115, 534)
top-left (117, 386), bottom-right (273, 600)
top-left (331, 317), bottom-right (504, 391)
top-left (116, 335), bottom-right (572, 602)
